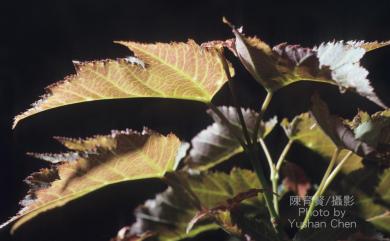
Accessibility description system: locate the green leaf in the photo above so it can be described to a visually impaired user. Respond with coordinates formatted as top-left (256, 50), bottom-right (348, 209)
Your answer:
top-left (13, 40), bottom-right (234, 128)
top-left (223, 19), bottom-right (388, 107)
top-left (281, 111), bottom-right (362, 173)
top-left (357, 168), bottom-right (390, 233)
top-left (187, 189), bottom-right (277, 241)
top-left (310, 94), bottom-right (390, 162)
top-left (127, 168), bottom-right (270, 241)
top-left (1, 129), bottom-right (185, 233)
top-left (185, 106), bottom-right (277, 171)
top-left (350, 110), bottom-right (390, 160)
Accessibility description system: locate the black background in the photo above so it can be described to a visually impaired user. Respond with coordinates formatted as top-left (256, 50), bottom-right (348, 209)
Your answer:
top-left (1, 0), bottom-right (390, 241)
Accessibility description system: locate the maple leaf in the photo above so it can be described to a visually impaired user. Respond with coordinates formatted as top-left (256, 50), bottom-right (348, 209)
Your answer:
top-left (13, 40), bottom-right (234, 128)
top-left (1, 129), bottom-right (185, 233)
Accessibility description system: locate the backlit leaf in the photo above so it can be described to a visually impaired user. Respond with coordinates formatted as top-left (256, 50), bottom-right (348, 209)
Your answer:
top-left (185, 106), bottom-right (277, 171)
top-left (187, 189), bottom-right (277, 241)
top-left (127, 168), bottom-right (269, 241)
top-left (13, 40), bottom-right (234, 128)
top-left (1, 129), bottom-right (184, 233)
top-left (224, 19), bottom-right (388, 107)
top-left (281, 112), bottom-right (362, 173)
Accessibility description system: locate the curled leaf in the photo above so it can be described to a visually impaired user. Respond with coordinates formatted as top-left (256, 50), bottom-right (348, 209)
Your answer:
top-left (13, 40), bottom-right (234, 128)
top-left (185, 106), bottom-right (277, 171)
top-left (310, 94), bottom-right (390, 162)
top-left (224, 19), bottom-right (388, 107)
top-left (281, 112), bottom-right (363, 173)
top-left (1, 129), bottom-right (183, 233)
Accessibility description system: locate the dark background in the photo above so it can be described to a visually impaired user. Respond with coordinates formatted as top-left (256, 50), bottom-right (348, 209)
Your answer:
top-left (1, 0), bottom-right (390, 241)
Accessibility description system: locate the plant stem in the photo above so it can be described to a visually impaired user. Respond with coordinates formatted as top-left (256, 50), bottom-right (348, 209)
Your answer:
top-left (322, 150), bottom-right (353, 192)
top-left (252, 92), bottom-right (273, 143)
top-left (216, 59), bottom-right (287, 238)
top-left (259, 138), bottom-right (280, 215)
top-left (259, 138), bottom-right (275, 171)
top-left (276, 140), bottom-right (294, 172)
top-left (247, 147), bottom-right (286, 241)
top-left (218, 49), bottom-right (252, 146)
top-left (248, 95), bottom-right (288, 240)
top-left (300, 148), bottom-right (340, 229)
top-left (272, 139), bottom-right (294, 214)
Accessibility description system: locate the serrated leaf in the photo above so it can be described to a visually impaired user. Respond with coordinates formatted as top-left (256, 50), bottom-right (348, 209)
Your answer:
top-left (185, 106), bottom-right (277, 171)
top-left (1, 129), bottom-right (183, 233)
top-left (127, 168), bottom-right (270, 241)
top-left (224, 20), bottom-right (388, 107)
top-left (187, 189), bottom-right (277, 241)
top-left (359, 168), bottom-right (390, 233)
top-left (281, 112), bottom-right (362, 173)
top-left (13, 40), bottom-right (234, 128)
top-left (310, 94), bottom-right (390, 162)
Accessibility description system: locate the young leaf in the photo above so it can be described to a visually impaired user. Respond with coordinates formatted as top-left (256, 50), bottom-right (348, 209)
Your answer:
top-left (187, 189), bottom-right (277, 241)
top-left (311, 94), bottom-right (390, 162)
top-left (281, 112), bottom-right (363, 173)
top-left (224, 19), bottom-right (388, 107)
top-left (281, 162), bottom-right (311, 199)
top-left (185, 106), bottom-right (277, 171)
top-left (127, 168), bottom-right (269, 241)
top-left (1, 129), bottom-right (184, 233)
top-left (13, 40), bottom-right (234, 128)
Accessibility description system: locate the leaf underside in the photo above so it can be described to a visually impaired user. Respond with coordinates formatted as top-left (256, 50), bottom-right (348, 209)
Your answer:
top-left (1, 129), bottom-right (183, 233)
top-left (128, 168), bottom-right (267, 241)
top-left (224, 22), bottom-right (389, 108)
top-left (185, 106), bottom-right (277, 171)
top-left (13, 40), bottom-right (234, 128)
top-left (310, 94), bottom-right (390, 162)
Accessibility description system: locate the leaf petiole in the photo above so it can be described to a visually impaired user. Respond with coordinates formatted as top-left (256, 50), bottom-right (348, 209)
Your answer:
top-left (322, 150), bottom-right (353, 192)
top-left (300, 148), bottom-right (341, 229)
top-left (252, 92), bottom-right (273, 143)
top-left (272, 139), bottom-right (294, 214)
